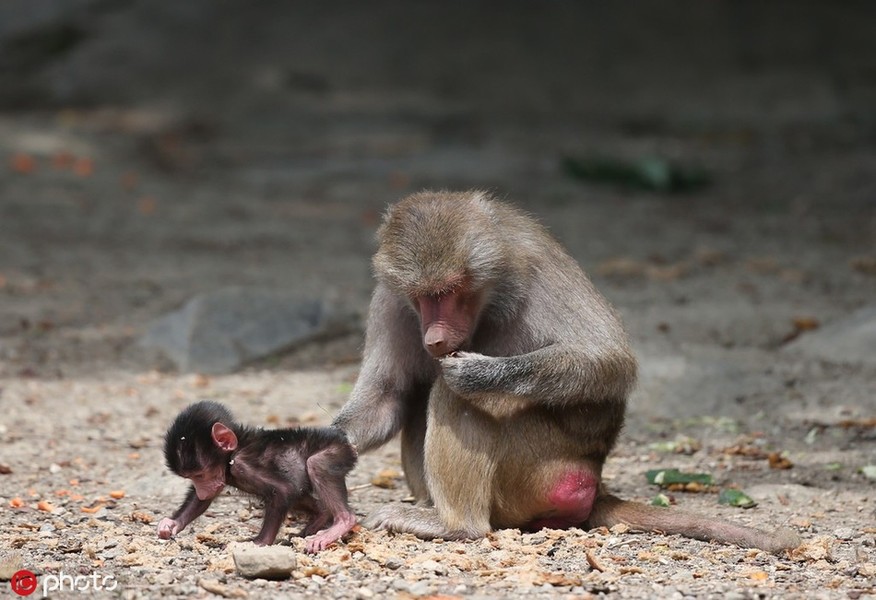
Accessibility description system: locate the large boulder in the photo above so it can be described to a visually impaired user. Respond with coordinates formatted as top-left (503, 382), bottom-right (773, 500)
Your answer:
top-left (139, 287), bottom-right (353, 373)
top-left (784, 306), bottom-right (876, 365)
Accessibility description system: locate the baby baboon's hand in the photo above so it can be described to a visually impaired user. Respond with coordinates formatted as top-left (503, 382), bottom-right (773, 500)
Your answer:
top-left (157, 517), bottom-right (181, 539)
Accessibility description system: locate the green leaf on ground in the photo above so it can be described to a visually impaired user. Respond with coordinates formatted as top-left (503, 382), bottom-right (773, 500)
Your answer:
top-left (651, 493), bottom-right (672, 507)
top-left (718, 488), bottom-right (757, 508)
top-left (646, 469), bottom-right (714, 487)
top-left (561, 155), bottom-right (711, 193)
top-left (648, 436), bottom-right (701, 455)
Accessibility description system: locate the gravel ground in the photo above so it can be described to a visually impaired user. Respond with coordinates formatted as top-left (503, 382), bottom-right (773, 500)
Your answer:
top-left (1, 2), bottom-right (875, 598)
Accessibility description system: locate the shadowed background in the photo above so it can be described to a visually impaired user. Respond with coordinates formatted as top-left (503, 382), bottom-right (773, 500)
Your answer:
top-left (1, 0), bottom-right (874, 418)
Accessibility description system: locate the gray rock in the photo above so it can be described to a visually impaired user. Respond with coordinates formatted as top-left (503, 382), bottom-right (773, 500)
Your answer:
top-left (99, 547), bottom-right (123, 560)
top-left (633, 343), bottom-right (781, 419)
top-left (745, 483), bottom-right (825, 505)
top-left (416, 559), bottom-right (446, 575)
top-left (139, 287), bottom-right (352, 373)
top-left (0, 552), bottom-right (23, 581)
top-left (835, 527), bottom-right (856, 541)
top-left (785, 306), bottom-right (876, 365)
top-left (384, 558), bottom-right (403, 570)
top-left (409, 581), bottom-right (431, 596)
top-left (231, 543), bottom-right (296, 580)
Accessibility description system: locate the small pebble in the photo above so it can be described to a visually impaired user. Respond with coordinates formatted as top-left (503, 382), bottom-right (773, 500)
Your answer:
top-left (835, 527), bottom-right (856, 541)
top-left (409, 581), bottom-right (430, 596)
top-left (384, 558), bottom-right (403, 570)
top-left (231, 543), bottom-right (296, 580)
top-left (417, 559), bottom-right (446, 575)
top-left (99, 548), bottom-right (123, 560)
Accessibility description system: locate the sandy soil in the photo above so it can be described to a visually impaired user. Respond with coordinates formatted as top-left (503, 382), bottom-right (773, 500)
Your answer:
top-left (1, 2), bottom-right (875, 598)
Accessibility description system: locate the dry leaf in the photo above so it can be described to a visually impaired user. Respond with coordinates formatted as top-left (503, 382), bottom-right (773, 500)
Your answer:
top-left (791, 316), bottom-right (819, 332)
top-left (768, 452), bottom-right (793, 469)
top-left (536, 572), bottom-right (582, 587)
top-left (299, 411), bottom-right (319, 423)
top-left (10, 153), bottom-right (36, 174)
top-left (647, 264), bottom-right (688, 282)
top-left (52, 151), bottom-right (75, 169)
top-left (195, 533), bottom-right (223, 548)
top-left (137, 196), bottom-right (157, 215)
top-left (371, 469), bottom-right (401, 489)
top-left (73, 157), bottom-right (94, 177)
top-left (301, 566), bottom-right (330, 577)
top-left (130, 511), bottom-right (153, 524)
top-left (789, 537), bottom-right (834, 562)
top-left (666, 481), bottom-right (715, 493)
top-left (723, 444), bottom-right (768, 459)
top-left (838, 418), bottom-right (876, 428)
top-left (199, 578), bottom-right (248, 598)
top-left (118, 553), bottom-right (144, 566)
top-left (586, 550), bottom-right (605, 572)
top-left (850, 256), bottom-right (876, 276)
top-left (596, 257), bottom-right (646, 278)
